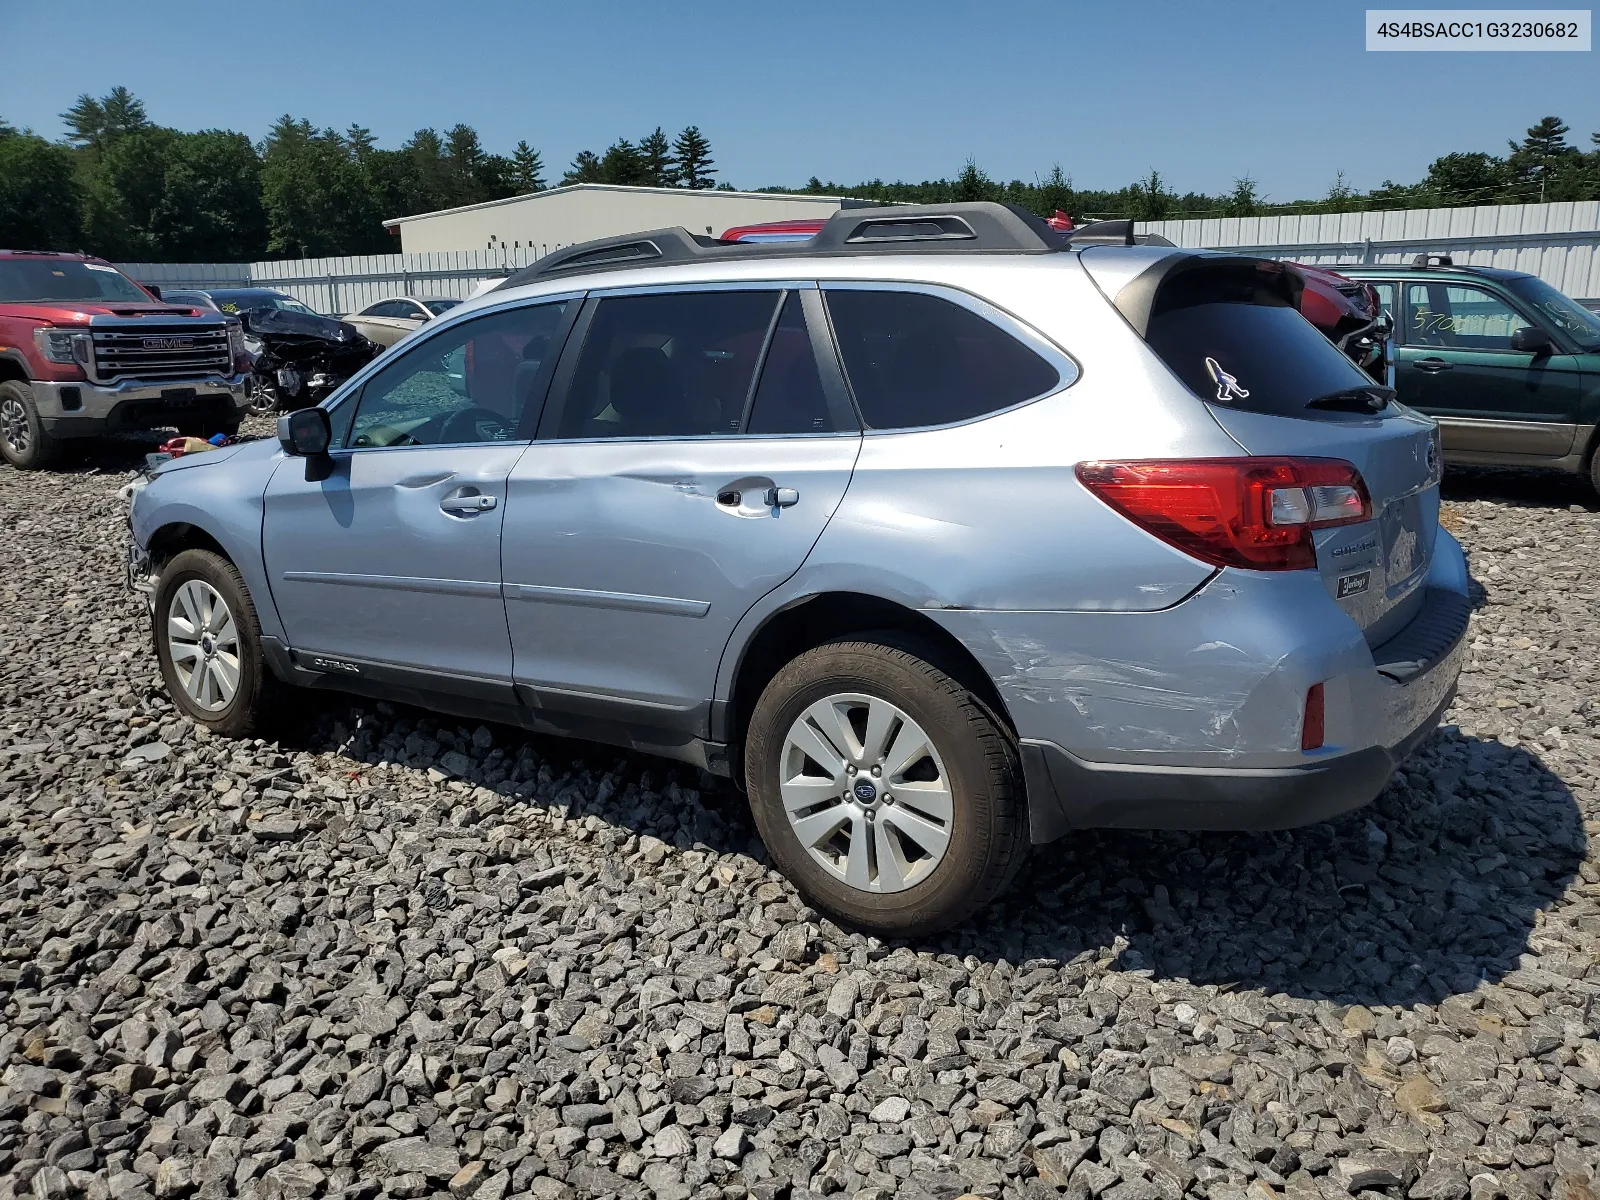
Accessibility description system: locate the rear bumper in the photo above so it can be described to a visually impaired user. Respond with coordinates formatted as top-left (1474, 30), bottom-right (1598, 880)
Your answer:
top-left (33, 374), bottom-right (249, 437)
top-left (1021, 586), bottom-right (1469, 842)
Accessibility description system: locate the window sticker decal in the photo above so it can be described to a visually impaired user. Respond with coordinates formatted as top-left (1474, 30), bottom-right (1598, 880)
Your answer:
top-left (1204, 356), bottom-right (1251, 404)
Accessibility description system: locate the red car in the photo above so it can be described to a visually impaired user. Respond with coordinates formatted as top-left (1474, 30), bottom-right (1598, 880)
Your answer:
top-left (719, 220), bottom-right (1391, 384)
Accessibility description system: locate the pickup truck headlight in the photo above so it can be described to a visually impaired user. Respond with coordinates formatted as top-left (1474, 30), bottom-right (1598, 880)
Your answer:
top-left (33, 326), bottom-right (93, 367)
top-left (226, 321), bottom-right (246, 363)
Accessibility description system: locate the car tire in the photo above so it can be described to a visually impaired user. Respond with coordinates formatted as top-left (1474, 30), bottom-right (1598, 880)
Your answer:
top-left (1589, 442), bottom-right (1600, 498)
top-left (0, 380), bottom-right (59, 470)
top-left (744, 636), bottom-right (1027, 937)
top-left (153, 549), bottom-right (282, 738)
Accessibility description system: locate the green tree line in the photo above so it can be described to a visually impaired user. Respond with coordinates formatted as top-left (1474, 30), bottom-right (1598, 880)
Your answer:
top-left (764, 116), bottom-right (1600, 223)
top-left (0, 88), bottom-right (721, 260)
top-left (3, 93), bottom-right (1598, 261)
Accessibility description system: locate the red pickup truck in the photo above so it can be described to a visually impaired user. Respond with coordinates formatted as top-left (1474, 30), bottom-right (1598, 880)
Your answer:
top-left (0, 250), bottom-right (251, 469)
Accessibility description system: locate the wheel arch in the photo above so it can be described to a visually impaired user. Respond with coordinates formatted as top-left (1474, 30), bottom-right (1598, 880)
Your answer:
top-left (147, 521), bottom-right (230, 570)
top-left (720, 590), bottom-right (1016, 771)
top-left (0, 354), bottom-right (31, 385)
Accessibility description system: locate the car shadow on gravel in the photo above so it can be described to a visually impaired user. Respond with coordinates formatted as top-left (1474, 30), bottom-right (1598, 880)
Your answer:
top-left (933, 729), bottom-right (1587, 1009)
top-left (1442, 464), bottom-right (1595, 510)
top-left (268, 688), bottom-right (1585, 1013)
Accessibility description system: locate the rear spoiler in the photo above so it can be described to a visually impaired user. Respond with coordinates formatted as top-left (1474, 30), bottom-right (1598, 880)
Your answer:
top-left (1111, 254), bottom-right (1304, 339)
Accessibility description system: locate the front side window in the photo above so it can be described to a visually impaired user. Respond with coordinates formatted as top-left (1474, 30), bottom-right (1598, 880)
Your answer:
top-left (1505, 276), bottom-right (1600, 351)
top-left (824, 289), bottom-right (1060, 430)
top-left (340, 300), bottom-right (569, 449)
top-left (423, 299), bottom-right (462, 316)
top-left (556, 290), bottom-right (781, 439)
top-left (1404, 283), bottom-right (1532, 350)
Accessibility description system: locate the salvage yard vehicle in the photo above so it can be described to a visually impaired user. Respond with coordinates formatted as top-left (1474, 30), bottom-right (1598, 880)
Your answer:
top-left (126, 202), bottom-right (1469, 935)
top-left (0, 250), bottom-right (252, 469)
top-left (161, 288), bottom-right (320, 319)
top-left (1340, 256), bottom-right (1600, 491)
top-left (241, 307), bottom-right (381, 412)
top-left (344, 296), bottom-right (462, 348)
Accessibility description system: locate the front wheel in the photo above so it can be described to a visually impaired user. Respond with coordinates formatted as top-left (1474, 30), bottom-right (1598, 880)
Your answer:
top-left (245, 376), bottom-right (278, 415)
top-left (0, 380), bottom-right (59, 470)
top-left (744, 638), bottom-right (1027, 937)
top-left (153, 549), bottom-right (281, 737)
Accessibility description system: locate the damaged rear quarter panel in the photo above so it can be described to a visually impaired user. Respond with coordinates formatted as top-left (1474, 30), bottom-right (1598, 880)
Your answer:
top-left (923, 569), bottom-right (1371, 766)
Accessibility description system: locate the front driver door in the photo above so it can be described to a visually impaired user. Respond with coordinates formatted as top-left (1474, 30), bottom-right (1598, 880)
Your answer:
top-left (1399, 280), bottom-right (1582, 459)
top-left (263, 298), bottom-right (574, 693)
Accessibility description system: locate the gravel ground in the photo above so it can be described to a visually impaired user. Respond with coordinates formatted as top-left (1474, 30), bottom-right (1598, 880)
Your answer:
top-left (2, 439), bottom-right (1599, 1200)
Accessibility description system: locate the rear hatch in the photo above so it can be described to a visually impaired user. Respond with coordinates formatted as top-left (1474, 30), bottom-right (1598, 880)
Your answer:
top-left (1087, 250), bottom-right (1442, 645)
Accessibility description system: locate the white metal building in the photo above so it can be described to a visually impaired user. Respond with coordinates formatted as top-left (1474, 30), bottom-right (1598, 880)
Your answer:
top-left (384, 184), bottom-right (861, 256)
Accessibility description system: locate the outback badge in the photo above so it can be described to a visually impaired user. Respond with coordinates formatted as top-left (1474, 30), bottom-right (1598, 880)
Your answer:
top-left (1336, 570), bottom-right (1371, 599)
top-left (1204, 357), bottom-right (1250, 404)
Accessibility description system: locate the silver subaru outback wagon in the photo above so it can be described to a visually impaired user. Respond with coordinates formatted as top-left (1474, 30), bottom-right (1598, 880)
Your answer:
top-left (126, 203), bottom-right (1469, 936)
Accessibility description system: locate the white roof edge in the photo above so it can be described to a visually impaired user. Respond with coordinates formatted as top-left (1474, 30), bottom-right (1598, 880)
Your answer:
top-left (384, 183), bottom-right (851, 227)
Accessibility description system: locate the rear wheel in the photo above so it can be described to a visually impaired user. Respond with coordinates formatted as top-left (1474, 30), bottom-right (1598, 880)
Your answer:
top-left (153, 549), bottom-right (281, 737)
top-left (0, 380), bottom-right (58, 470)
top-left (1588, 441), bottom-right (1600, 499)
top-left (744, 638), bottom-right (1026, 937)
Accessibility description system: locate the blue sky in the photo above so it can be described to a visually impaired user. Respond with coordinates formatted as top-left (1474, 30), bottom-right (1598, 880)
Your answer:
top-left (5, 1), bottom-right (1596, 203)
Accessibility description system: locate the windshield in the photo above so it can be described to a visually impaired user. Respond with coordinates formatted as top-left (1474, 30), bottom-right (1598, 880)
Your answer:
top-left (210, 291), bottom-right (316, 317)
top-left (0, 259), bottom-right (151, 304)
top-left (423, 299), bottom-right (461, 315)
top-left (1505, 277), bottom-right (1600, 351)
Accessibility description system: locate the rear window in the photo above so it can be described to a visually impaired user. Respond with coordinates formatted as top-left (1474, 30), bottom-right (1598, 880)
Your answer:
top-left (1146, 266), bottom-right (1379, 419)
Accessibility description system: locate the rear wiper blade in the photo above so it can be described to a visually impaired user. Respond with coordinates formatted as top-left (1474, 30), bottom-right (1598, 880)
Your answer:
top-left (1305, 386), bottom-right (1394, 413)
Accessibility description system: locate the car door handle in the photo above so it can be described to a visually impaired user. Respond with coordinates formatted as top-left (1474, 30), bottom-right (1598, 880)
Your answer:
top-left (440, 491), bottom-right (497, 514)
top-left (1414, 358), bottom-right (1453, 373)
top-left (765, 487), bottom-right (799, 508)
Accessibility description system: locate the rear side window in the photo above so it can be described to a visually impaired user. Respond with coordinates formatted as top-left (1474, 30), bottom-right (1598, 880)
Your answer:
top-left (825, 289), bottom-right (1060, 430)
top-left (557, 291), bottom-right (780, 439)
top-left (1145, 265), bottom-right (1379, 418)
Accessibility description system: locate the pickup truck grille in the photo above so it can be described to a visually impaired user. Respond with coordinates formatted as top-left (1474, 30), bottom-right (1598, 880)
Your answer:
top-left (92, 325), bottom-right (230, 382)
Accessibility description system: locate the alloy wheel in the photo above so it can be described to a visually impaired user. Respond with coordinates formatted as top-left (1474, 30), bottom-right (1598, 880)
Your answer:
top-left (779, 692), bottom-right (954, 893)
top-left (0, 396), bottom-right (29, 456)
top-left (166, 579), bottom-right (241, 712)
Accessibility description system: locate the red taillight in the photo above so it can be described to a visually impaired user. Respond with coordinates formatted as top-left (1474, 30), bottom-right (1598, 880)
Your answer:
top-left (1074, 457), bottom-right (1371, 571)
top-left (1301, 682), bottom-right (1325, 751)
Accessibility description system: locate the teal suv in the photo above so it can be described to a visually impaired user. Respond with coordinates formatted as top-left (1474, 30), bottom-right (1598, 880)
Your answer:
top-left (1341, 258), bottom-right (1600, 492)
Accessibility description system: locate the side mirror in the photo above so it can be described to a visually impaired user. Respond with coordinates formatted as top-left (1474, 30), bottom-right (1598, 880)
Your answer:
top-left (1511, 326), bottom-right (1554, 354)
top-left (145, 284), bottom-right (162, 301)
top-left (278, 407), bottom-right (331, 457)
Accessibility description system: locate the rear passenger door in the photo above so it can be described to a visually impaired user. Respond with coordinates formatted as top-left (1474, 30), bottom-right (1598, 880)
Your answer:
top-left (501, 285), bottom-right (861, 738)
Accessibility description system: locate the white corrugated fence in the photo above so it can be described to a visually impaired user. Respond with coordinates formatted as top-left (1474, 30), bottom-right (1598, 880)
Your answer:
top-left (1136, 200), bottom-right (1600, 300)
top-left (121, 200), bottom-right (1600, 312)
top-left (118, 247), bottom-right (550, 315)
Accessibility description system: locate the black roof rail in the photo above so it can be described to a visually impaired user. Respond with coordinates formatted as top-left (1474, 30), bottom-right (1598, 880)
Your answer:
top-left (1411, 253), bottom-right (1454, 268)
top-left (1067, 219), bottom-right (1136, 246)
top-left (496, 202), bottom-right (1071, 289)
